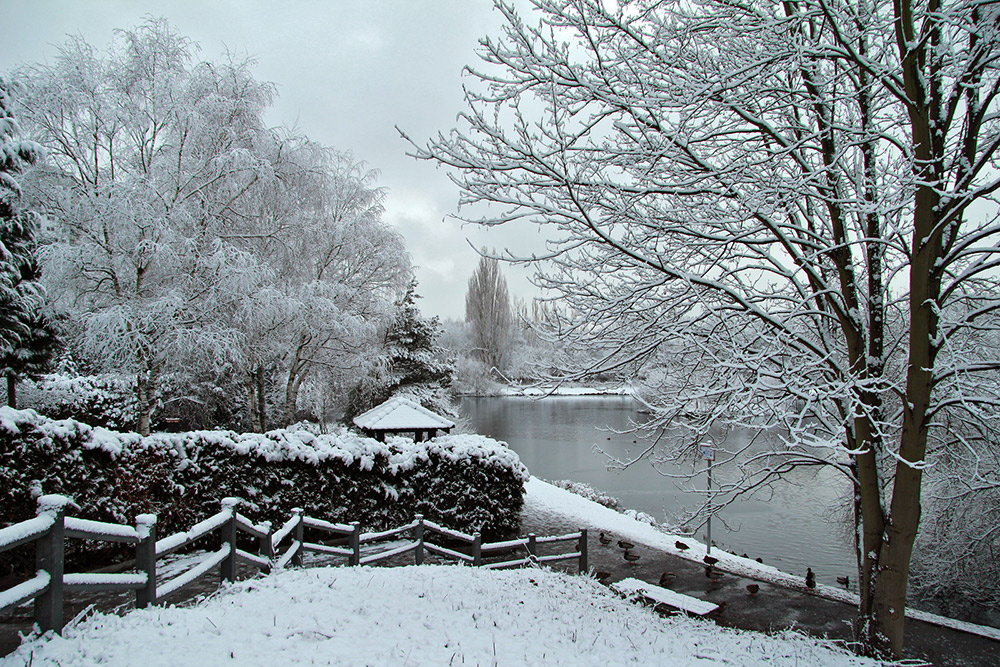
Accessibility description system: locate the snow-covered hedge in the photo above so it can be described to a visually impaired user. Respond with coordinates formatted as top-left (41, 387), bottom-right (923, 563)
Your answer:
top-left (391, 434), bottom-right (529, 538)
top-left (18, 373), bottom-right (138, 431)
top-left (0, 408), bottom-right (526, 574)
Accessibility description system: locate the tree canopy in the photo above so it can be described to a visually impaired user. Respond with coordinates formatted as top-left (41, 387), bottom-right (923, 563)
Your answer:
top-left (13, 19), bottom-right (411, 433)
top-left (410, 0), bottom-right (1000, 657)
top-left (465, 251), bottom-right (513, 374)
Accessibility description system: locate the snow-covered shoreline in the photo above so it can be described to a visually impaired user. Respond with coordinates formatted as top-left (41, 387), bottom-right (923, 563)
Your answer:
top-left (462, 384), bottom-right (635, 398)
top-left (525, 477), bottom-right (1000, 642)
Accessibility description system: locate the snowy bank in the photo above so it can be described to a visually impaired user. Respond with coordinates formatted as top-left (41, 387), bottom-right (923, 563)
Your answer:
top-left (524, 477), bottom-right (1000, 643)
top-left (6, 566), bottom-right (885, 667)
top-left (460, 384), bottom-right (635, 397)
top-left (502, 384), bottom-right (634, 397)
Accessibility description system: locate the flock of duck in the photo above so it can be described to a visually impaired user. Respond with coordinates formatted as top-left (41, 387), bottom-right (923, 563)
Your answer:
top-left (595, 531), bottom-right (849, 595)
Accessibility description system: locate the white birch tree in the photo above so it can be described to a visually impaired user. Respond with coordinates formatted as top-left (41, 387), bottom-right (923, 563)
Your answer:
top-left (261, 143), bottom-right (411, 426)
top-left (14, 20), bottom-right (293, 434)
top-left (408, 0), bottom-right (1000, 657)
top-left (13, 20), bottom-right (413, 433)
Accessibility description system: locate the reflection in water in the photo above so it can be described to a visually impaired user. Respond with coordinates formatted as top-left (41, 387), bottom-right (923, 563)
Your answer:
top-left (461, 395), bottom-right (856, 587)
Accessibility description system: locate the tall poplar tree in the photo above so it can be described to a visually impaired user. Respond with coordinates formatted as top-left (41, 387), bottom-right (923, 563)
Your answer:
top-left (465, 252), bottom-right (512, 374)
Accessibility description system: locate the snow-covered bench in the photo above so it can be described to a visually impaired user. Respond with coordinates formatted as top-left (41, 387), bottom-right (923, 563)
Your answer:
top-left (611, 577), bottom-right (719, 616)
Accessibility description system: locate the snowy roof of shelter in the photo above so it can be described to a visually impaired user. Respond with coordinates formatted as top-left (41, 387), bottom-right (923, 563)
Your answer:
top-left (353, 397), bottom-right (455, 432)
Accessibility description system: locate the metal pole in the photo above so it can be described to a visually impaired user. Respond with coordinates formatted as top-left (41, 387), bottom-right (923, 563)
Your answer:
top-left (706, 460), bottom-right (712, 556)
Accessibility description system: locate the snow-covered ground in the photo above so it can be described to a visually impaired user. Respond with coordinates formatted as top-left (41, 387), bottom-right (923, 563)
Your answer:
top-left (7, 566), bottom-right (884, 667)
top-left (6, 476), bottom-right (995, 665)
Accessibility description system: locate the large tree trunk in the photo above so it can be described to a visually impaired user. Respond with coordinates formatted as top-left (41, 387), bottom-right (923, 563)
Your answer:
top-left (282, 332), bottom-right (312, 426)
top-left (136, 372), bottom-right (153, 436)
top-left (863, 1), bottom-right (946, 655)
top-left (246, 366), bottom-right (270, 432)
top-left (284, 372), bottom-right (304, 426)
top-left (871, 182), bottom-right (941, 656)
top-left (255, 366), bottom-right (267, 432)
top-left (853, 423), bottom-right (886, 653)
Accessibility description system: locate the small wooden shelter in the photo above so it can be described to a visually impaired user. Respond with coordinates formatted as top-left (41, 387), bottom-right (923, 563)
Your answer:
top-left (353, 396), bottom-right (455, 442)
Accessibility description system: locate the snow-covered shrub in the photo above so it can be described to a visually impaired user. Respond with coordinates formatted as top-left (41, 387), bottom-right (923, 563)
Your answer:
top-left (450, 355), bottom-right (505, 396)
top-left (623, 508), bottom-right (659, 527)
top-left (548, 479), bottom-right (623, 511)
top-left (0, 408), bottom-right (527, 574)
top-left (148, 427), bottom-right (404, 539)
top-left (394, 433), bottom-right (529, 539)
top-left (19, 373), bottom-right (138, 431)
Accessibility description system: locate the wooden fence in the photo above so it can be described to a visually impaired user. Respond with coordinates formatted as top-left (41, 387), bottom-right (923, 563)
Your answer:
top-left (1, 494), bottom-right (588, 634)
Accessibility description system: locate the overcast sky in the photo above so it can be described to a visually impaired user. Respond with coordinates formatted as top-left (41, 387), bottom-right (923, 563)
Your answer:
top-left (0, 0), bottom-right (542, 320)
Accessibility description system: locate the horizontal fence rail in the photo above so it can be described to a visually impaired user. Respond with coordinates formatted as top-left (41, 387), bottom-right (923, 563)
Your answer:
top-left (2, 496), bottom-right (588, 635)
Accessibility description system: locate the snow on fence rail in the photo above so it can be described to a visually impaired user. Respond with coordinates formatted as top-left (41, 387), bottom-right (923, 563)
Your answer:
top-left (1, 495), bottom-right (588, 635)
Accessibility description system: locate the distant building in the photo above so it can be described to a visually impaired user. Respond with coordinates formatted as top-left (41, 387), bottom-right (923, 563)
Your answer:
top-left (35, 214), bottom-right (67, 243)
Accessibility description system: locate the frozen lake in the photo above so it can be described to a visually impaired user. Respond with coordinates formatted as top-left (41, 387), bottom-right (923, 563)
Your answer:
top-left (461, 395), bottom-right (857, 588)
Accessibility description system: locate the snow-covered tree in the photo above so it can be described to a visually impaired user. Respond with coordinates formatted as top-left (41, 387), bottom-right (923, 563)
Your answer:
top-left (347, 282), bottom-right (455, 420)
top-left (14, 20), bottom-right (410, 434)
top-left (910, 411), bottom-right (1000, 620)
top-left (465, 252), bottom-right (513, 374)
top-left (0, 76), bottom-right (53, 407)
top-left (14, 20), bottom-right (283, 434)
top-left (259, 143), bottom-right (412, 427)
top-left (409, 0), bottom-right (1000, 657)
top-left (0, 309), bottom-right (62, 409)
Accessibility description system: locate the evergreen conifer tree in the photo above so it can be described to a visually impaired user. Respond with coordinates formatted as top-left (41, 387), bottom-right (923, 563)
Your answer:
top-left (0, 77), bottom-right (58, 406)
top-left (346, 282), bottom-right (455, 420)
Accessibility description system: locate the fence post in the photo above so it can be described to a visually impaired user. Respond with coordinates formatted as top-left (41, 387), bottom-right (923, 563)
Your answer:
top-left (527, 533), bottom-right (537, 562)
top-left (135, 514), bottom-right (157, 608)
top-left (221, 498), bottom-right (239, 582)
top-left (349, 521), bottom-right (360, 566)
top-left (258, 521), bottom-right (273, 560)
top-left (472, 532), bottom-right (482, 567)
top-left (34, 495), bottom-right (71, 633)
top-left (414, 515), bottom-right (424, 566)
top-left (578, 528), bottom-right (588, 573)
top-left (291, 508), bottom-right (304, 567)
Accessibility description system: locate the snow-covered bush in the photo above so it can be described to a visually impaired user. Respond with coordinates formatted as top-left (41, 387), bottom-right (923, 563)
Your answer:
top-left (0, 408), bottom-right (526, 574)
top-left (450, 354), bottom-right (505, 396)
top-left (548, 479), bottom-right (622, 511)
top-left (19, 373), bottom-right (137, 431)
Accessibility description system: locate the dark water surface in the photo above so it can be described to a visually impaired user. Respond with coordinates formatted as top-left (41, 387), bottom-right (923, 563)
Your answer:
top-left (461, 395), bottom-right (857, 588)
